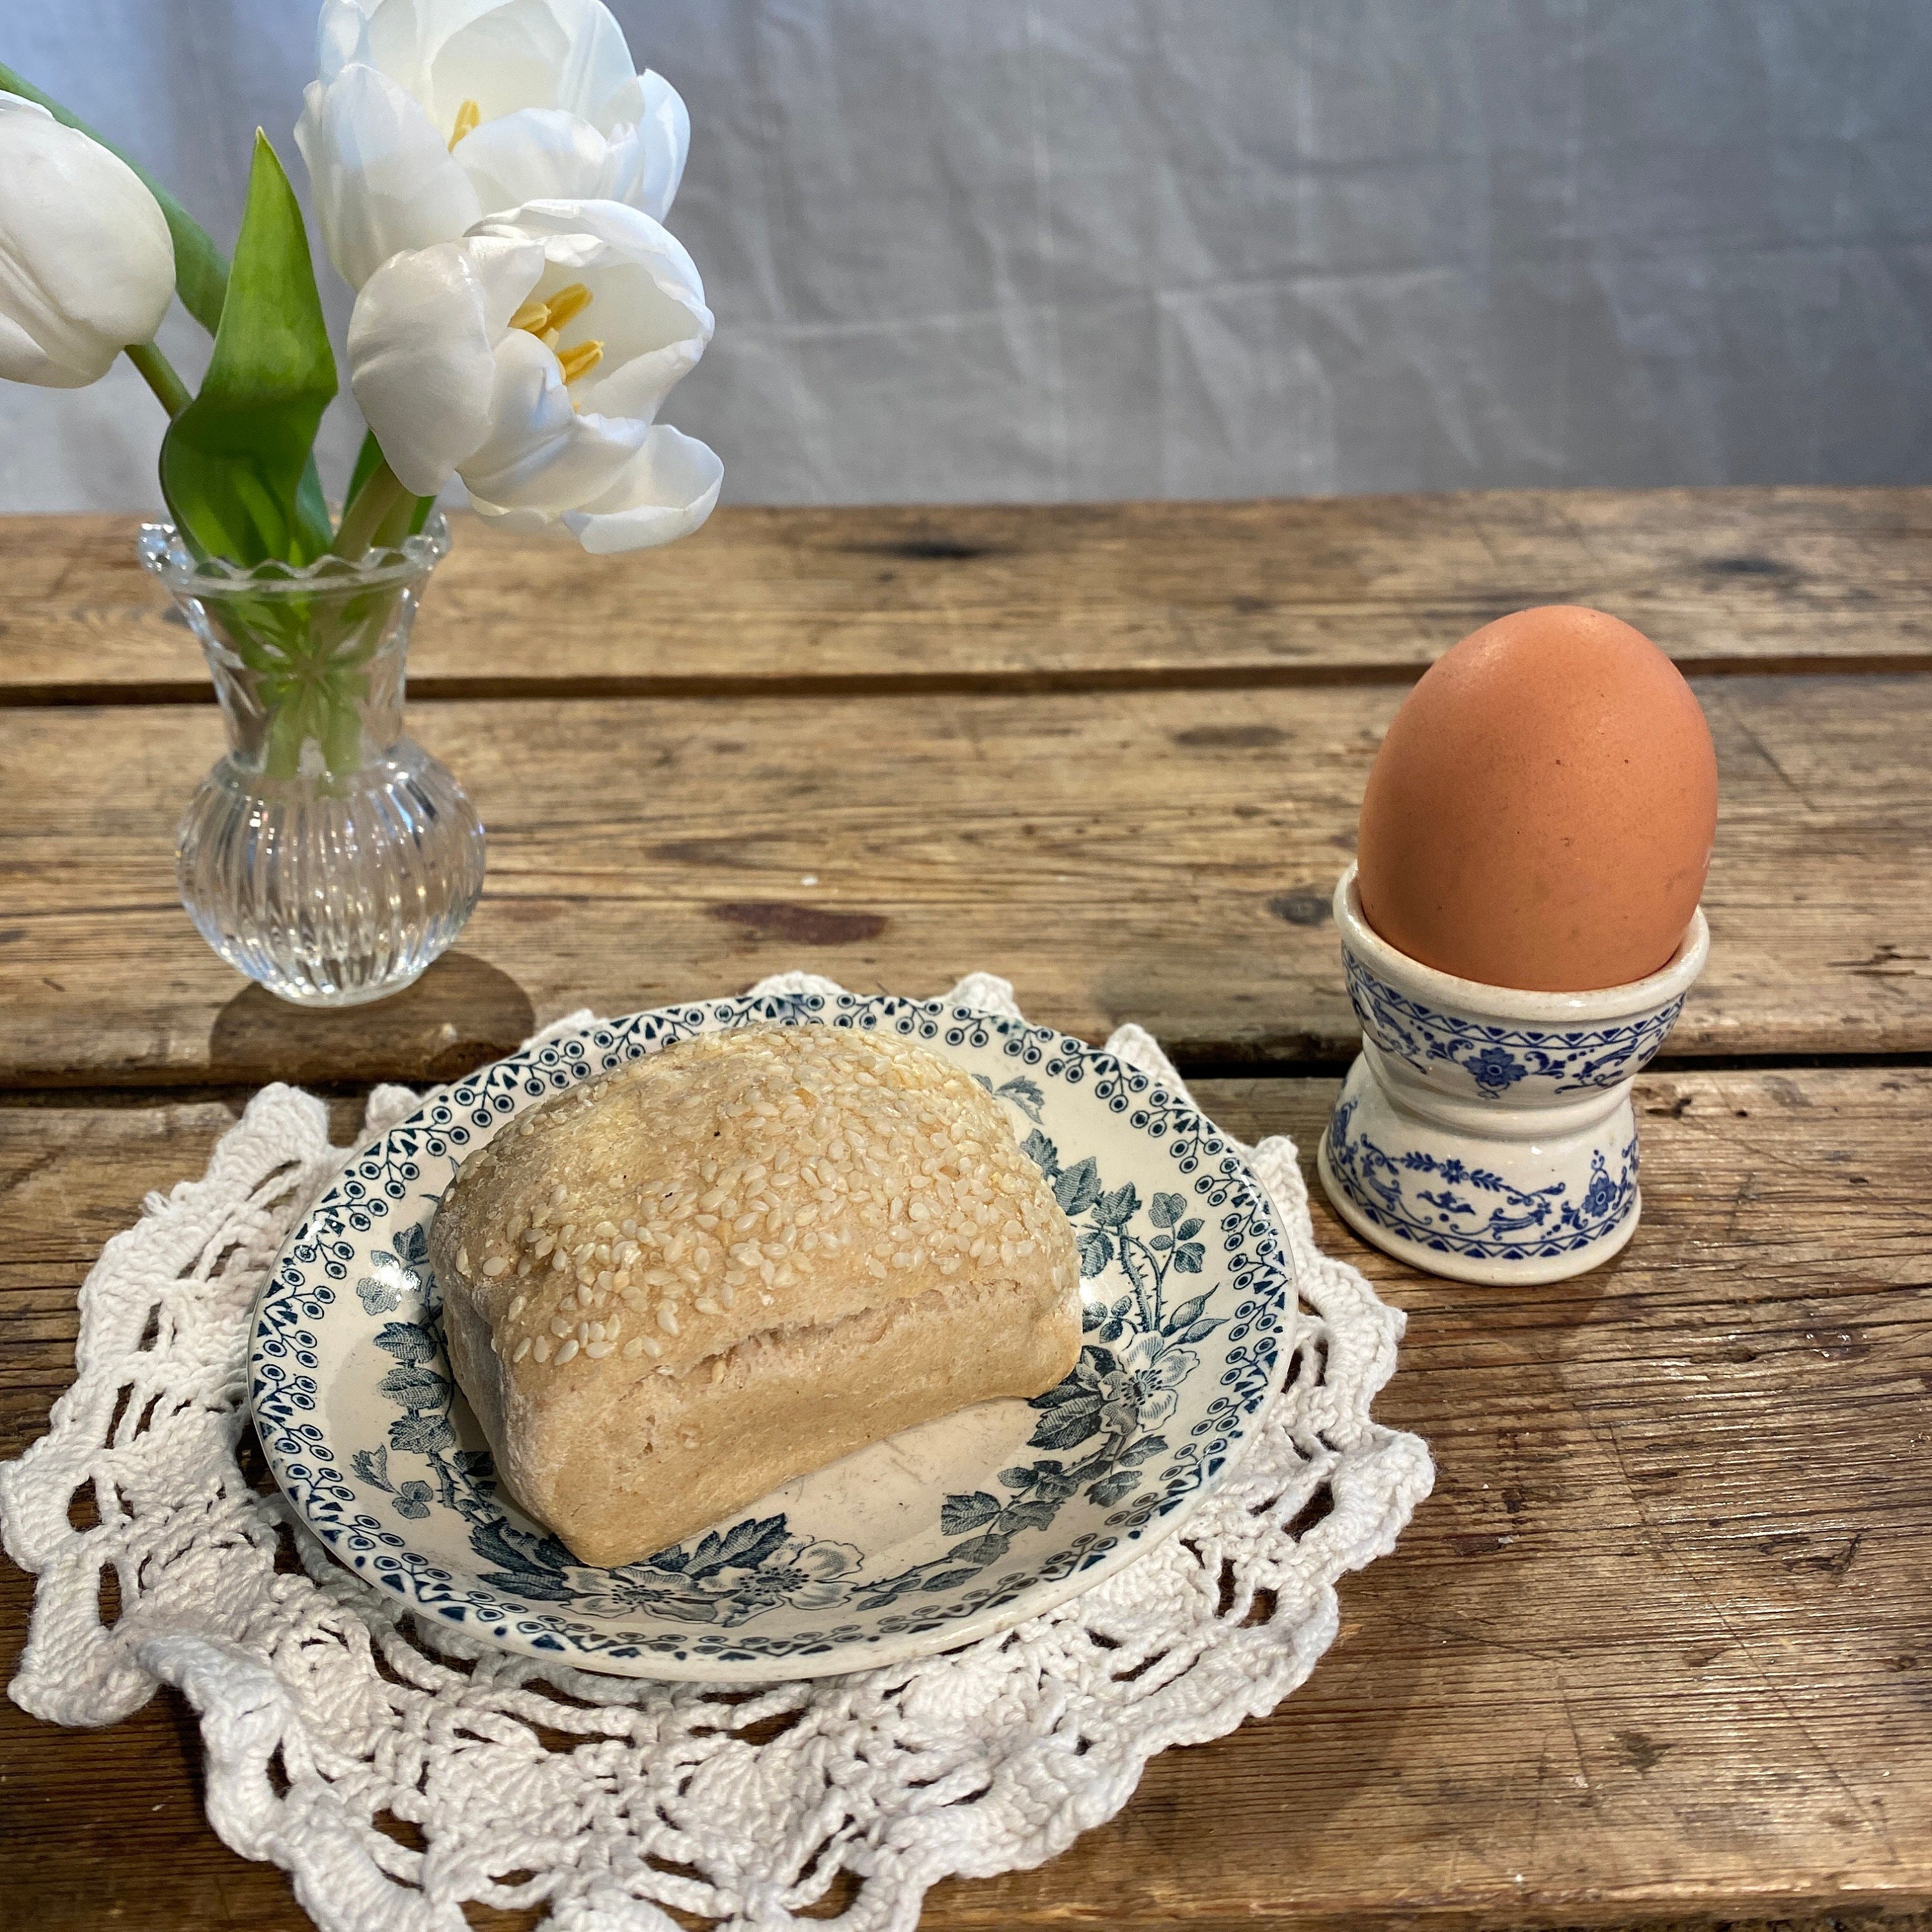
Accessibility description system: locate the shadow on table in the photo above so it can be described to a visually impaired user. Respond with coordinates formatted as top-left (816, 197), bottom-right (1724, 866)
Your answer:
top-left (209, 951), bottom-right (536, 1089)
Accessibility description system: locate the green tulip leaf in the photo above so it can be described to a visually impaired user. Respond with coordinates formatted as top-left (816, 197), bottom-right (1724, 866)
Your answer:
top-left (161, 132), bottom-right (336, 565)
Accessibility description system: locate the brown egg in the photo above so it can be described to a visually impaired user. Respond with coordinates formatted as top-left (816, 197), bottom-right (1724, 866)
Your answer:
top-left (1355, 605), bottom-right (1717, 992)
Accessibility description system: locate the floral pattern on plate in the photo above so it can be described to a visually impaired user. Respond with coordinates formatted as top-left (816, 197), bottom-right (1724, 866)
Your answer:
top-left (250, 994), bottom-right (1294, 1680)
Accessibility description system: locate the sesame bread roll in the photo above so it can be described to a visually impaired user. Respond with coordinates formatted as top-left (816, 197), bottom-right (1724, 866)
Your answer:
top-left (430, 1025), bottom-right (1083, 1568)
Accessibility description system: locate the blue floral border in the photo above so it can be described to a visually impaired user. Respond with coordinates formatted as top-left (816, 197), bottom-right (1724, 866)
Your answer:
top-left (1343, 952), bottom-right (1685, 1097)
top-left (250, 994), bottom-right (1292, 1670)
top-left (1324, 1094), bottom-right (1638, 1260)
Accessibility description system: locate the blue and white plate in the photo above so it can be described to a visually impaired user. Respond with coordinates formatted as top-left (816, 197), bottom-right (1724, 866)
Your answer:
top-left (251, 994), bottom-right (1295, 1680)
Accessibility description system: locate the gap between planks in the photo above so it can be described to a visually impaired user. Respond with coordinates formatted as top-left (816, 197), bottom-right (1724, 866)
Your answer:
top-left (8, 651), bottom-right (1932, 710)
top-left (3, 1046), bottom-right (1931, 1104)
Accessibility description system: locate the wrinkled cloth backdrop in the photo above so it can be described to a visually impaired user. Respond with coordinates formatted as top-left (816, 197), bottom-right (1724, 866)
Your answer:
top-left (4, 0), bottom-right (1928, 510)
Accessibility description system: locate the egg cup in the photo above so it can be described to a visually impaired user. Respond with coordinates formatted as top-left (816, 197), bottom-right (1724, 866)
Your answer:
top-left (1318, 864), bottom-right (1710, 1285)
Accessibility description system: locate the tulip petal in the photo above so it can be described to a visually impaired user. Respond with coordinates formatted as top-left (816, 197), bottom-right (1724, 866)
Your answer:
top-left (0, 98), bottom-right (175, 388)
top-left (453, 107), bottom-right (610, 213)
top-left (307, 0), bottom-right (684, 242)
top-left (587, 71), bottom-right (687, 222)
top-left (548, 0), bottom-right (641, 126)
top-left (0, 309), bottom-right (75, 388)
top-left (555, 422), bottom-right (723, 553)
top-left (428, 0), bottom-right (573, 124)
top-left (348, 234), bottom-right (544, 494)
top-left (296, 64), bottom-right (482, 288)
top-left (315, 0), bottom-right (383, 85)
top-left (457, 325), bottom-right (649, 512)
top-left (472, 199), bottom-right (712, 419)
top-left (627, 70), bottom-right (690, 218)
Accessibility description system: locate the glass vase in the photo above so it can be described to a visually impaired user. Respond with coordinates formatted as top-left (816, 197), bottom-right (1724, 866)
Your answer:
top-left (139, 514), bottom-right (486, 1008)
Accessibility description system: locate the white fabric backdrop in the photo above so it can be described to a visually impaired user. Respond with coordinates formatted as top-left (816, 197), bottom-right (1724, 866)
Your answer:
top-left (3, 0), bottom-right (1927, 512)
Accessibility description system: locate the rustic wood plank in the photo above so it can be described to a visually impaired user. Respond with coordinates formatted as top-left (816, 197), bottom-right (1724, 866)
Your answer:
top-left (2, 1066), bottom-right (1928, 1929)
top-left (5, 488), bottom-right (1930, 701)
top-left (0, 674), bottom-right (1926, 1088)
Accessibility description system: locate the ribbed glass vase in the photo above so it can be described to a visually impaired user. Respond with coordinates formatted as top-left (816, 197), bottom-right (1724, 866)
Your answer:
top-left (139, 515), bottom-right (486, 1007)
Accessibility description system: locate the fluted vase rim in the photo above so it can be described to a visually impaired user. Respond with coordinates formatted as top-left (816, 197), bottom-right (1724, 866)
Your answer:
top-left (137, 513), bottom-right (452, 599)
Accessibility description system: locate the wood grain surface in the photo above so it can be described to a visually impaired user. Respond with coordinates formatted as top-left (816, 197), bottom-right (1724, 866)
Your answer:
top-left (2, 491), bottom-right (1927, 1932)
top-left (5, 487), bottom-right (1930, 702)
top-left (3, 1066), bottom-right (1927, 1931)
top-left (1, 670), bottom-right (1926, 1088)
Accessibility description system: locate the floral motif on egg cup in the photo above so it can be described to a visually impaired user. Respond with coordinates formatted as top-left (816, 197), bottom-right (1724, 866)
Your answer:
top-left (1317, 864), bottom-right (1710, 1285)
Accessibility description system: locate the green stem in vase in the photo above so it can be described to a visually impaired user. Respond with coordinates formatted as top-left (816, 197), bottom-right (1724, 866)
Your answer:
top-left (321, 668), bottom-right (368, 779)
top-left (263, 679), bottom-right (309, 782)
top-left (333, 459), bottom-right (409, 561)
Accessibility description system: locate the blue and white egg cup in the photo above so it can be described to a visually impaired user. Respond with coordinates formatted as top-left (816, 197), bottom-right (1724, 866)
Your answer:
top-left (1318, 864), bottom-right (1709, 1285)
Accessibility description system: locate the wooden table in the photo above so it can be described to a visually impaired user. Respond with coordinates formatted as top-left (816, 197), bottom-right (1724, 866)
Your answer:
top-left (3, 487), bottom-right (1929, 1931)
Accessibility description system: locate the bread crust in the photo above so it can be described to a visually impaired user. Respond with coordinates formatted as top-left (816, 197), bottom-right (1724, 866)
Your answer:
top-left (429, 1025), bottom-right (1082, 1567)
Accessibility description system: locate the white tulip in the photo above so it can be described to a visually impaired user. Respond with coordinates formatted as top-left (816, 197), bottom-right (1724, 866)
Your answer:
top-left (297, 0), bottom-right (689, 289)
top-left (0, 97), bottom-right (175, 388)
top-left (348, 198), bottom-right (720, 552)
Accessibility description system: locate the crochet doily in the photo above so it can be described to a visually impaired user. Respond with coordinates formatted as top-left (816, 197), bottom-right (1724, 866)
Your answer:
top-left (1, 972), bottom-right (1433, 1932)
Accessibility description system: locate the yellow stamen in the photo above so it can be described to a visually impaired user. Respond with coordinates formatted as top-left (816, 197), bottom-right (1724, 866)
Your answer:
top-left (507, 284), bottom-right (603, 401)
top-left (542, 282), bottom-right (594, 332)
top-left (448, 99), bottom-right (482, 149)
top-left (556, 339), bottom-right (605, 385)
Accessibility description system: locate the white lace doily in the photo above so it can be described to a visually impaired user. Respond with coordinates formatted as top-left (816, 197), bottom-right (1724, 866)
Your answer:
top-left (1, 972), bottom-right (1433, 1932)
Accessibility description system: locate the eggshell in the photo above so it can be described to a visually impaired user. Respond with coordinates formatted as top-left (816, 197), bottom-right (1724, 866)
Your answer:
top-left (1354, 605), bottom-right (1718, 992)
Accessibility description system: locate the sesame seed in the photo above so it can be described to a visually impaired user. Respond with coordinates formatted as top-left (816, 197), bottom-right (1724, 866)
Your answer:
top-left (513, 1337), bottom-right (531, 1363)
top-left (585, 1340), bottom-right (614, 1359)
top-left (533, 1336), bottom-right (553, 1363)
top-left (457, 1246), bottom-right (471, 1274)
top-left (621, 1337), bottom-right (645, 1359)
top-left (554, 1337), bottom-right (580, 1364)
top-left (481, 1256), bottom-right (508, 1278)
